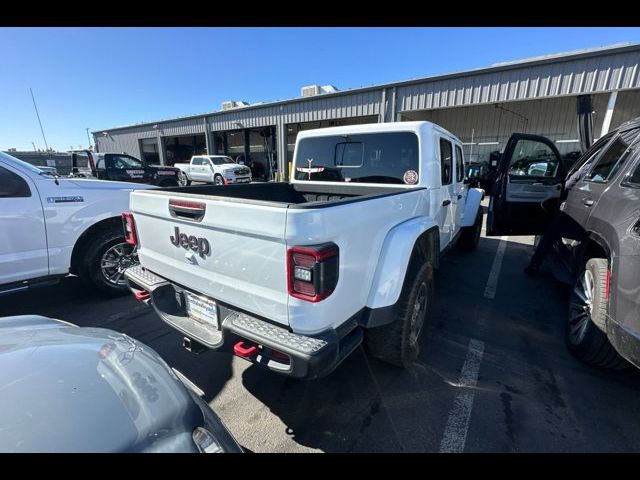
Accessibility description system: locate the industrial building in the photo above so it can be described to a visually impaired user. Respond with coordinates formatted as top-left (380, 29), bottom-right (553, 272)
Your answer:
top-left (93, 43), bottom-right (640, 180)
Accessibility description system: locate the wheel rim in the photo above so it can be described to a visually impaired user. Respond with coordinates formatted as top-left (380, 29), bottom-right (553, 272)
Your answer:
top-left (214, 176), bottom-right (223, 185)
top-left (409, 282), bottom-right (428, 344)
top-left (178, 171), bottom-right (188, 186)
top-left (568, 269), bottom-right (594, 345)
top-left (100, 242), bottom-right (137, 286)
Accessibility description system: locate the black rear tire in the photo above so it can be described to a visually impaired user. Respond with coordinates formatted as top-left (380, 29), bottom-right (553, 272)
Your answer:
top-left (565, 258), bottom-right (627, 369)
top-left (459, 210), bottom-right (482, 251)
top-left (364, 260), bottom-right (434, 367)
top-left (78, 228), bottom-right (137, 297)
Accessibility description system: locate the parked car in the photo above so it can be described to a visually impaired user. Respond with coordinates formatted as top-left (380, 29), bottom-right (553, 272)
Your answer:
top-left (174, 155), bottom-right (252, 186)
top-left (70, 150), bottom-right (180, 187)
top-left (487, 118), bottom-right (640, 370)
top-left (0, 314), bottom-right (242, 453)
top-left (0, 151), bottom-right (149, 296)
top-left (123, 121), bottom-right (484, 378)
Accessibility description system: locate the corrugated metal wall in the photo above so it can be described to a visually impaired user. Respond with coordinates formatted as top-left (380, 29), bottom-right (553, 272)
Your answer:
top-left (396, 50), bottom-right (639, 111)
top-left (94, 46), bottom-right (640, 167)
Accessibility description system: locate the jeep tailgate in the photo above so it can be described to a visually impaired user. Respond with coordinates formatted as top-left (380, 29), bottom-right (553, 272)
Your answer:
top-left (130, 190), bottom-right (289, 326)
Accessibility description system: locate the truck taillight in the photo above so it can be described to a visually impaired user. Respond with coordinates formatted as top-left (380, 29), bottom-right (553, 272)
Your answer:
top-left (287, 243), bottom-right (339, 302)
top-left (122, 212), bottom-right (138, 246)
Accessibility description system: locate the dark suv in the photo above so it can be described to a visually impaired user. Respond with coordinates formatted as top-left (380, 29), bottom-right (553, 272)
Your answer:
top-left (487, 118), bottom-right (640, 370)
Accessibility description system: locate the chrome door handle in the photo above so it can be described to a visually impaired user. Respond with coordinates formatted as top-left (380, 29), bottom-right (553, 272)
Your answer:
top-left (583, 198), bottom-right (594, 207)
top-left (442, 200), bottom-right (451, 207)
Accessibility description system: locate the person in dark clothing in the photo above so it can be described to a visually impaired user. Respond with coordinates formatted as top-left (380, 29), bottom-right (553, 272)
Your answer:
top-left (524, 165), bottom-right (586, 276)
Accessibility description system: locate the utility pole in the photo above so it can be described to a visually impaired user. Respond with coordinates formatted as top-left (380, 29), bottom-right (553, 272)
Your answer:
top-left (86, 128), bottom-right (92, 149)
top-left (31, 141), bottom-right (37, 152)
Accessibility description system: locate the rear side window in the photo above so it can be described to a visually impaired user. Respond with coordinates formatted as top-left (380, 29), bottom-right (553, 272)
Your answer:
top-left (440, 138), bottom-right (452, 185)
top-left (294, 132), bottom-right (419, 185)
top-left (455, 145), bottom-right (464, 183)
top-left (0, 166), bottom-right (31, 197)
top-left (587, 136), bottom-right (632, 183)
top-left (96, 157), bottom-right (105, 169)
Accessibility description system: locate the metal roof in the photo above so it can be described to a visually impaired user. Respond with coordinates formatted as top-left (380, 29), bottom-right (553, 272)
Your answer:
top-left (94, 43), bottom-right (640, 135)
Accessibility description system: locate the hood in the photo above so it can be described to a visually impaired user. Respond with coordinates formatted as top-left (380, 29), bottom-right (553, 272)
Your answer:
top-left (220, 163), bottom-right (243, 171)
top-left (0, 316), bottom-right (201, 452)
top-left (60, 177), bottom-right (154, 191)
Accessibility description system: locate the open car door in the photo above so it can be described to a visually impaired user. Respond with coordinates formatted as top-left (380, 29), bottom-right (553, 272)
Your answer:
top-left (487, 133), bottom-right (565, 236)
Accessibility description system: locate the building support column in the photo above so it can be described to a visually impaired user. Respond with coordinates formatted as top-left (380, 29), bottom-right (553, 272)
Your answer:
top-left (157, 134), bottom-right (165, 166)
top-left (600, 90), bottom-right (618, 138)
top-left (390, 86), bottom-right (397, 122)
top-left (243, 129), bottom-right (251, 169)
top-left (203, 117), bottom-right (212, 154)
top-left (379, 88), bottom-right (387, 123)
top-left (276, 121), bottom-right (287, 181)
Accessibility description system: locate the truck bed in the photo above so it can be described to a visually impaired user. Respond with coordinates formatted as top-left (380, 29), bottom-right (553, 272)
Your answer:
top-left (158, 182), bottom-right (420, 208)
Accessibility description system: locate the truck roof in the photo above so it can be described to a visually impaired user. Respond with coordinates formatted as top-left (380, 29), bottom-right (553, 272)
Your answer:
top-left (295, 121), bottom-right (462, 144)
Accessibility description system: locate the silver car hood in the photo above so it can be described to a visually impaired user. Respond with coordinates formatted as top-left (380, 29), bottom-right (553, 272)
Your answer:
top-left (0, 316), bottom-right (201, 452)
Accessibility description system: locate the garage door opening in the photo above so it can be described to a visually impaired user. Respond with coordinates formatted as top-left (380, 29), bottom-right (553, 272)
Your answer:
top-left (163, 134), bottom-right (206, 166)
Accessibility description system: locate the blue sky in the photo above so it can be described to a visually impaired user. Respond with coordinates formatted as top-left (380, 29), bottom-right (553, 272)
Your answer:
top-left (1, 27), bottom-right (639, 151)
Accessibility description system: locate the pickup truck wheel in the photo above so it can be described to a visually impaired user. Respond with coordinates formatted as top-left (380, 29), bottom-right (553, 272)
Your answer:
top-left (214, 174), bottom-right (224, 185)
top-left (565, 258), bottom-right (627, 369)
top-left (365, 261), bottom-right (433, 367)
top-left (178, 171), bottom-right (191, 186)
top-left (79, 229), bottom-right (137, 297)
top-left (459, 210), bottom-right (482, 251)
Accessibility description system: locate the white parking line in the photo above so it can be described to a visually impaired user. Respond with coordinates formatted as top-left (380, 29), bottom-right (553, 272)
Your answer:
top-left (439, 339), bottom-right (485, 453)
top-left (483, 236), bottom-right (509, 299)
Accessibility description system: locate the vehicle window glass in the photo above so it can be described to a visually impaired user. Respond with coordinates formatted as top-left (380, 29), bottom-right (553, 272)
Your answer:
top-left (211, 157), bottom-right (233, 166)
top-left (294, 132), bottom-right (419, 185)
top-left (508, 139), bottom-right (558, 178)
top-left (439, 139), bottom-right (453, 185)
top-left (586, 136), bottom-right (631, 183)
top-left (627, 161), bottom-right (640, 186)
top-left (109, 155), bottom-right (143, 169)
top-left (565, 133), bottom-right (615, 179)
top-left (0, 166), bottom-right (31, 197)
top-left (455, 145), bottom-right (464, 182)
top-left (192, 157), bottom-right (202, 165)
top-left (96, 157), bottom-right (105, 169)
top-left (335, 142), bottom-right (364, 168)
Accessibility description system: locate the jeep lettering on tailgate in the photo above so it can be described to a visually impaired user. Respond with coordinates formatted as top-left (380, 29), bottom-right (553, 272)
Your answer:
top-left (170, 227), bottom-right (211, 258)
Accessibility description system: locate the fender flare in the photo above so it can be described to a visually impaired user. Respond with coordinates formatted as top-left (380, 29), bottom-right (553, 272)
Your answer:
top-left (366, 216), bottom-right (439, 311)
top-left (460, 187), bottom-right (485, 227)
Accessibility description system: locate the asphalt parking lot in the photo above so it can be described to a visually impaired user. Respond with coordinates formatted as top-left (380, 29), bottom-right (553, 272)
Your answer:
top-left (2, 209), bottom-right (640, 453)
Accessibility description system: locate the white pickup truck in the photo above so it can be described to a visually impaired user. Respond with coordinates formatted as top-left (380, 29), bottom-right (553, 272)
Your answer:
top-left (173, 155), bottom-right (252, 186)
top-left (124, 122), bottom-right (484, 378)
top-left (0, 151), bottom-right (150, 296)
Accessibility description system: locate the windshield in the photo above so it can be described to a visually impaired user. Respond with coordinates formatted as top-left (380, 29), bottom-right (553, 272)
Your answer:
top-left (0, 151), bottom-right (46, 175)
top-left (294, 132), bottom-right (419, 185)
top-left (210, 157), bottom-right (234, 166)
top-left (111, 155), bottom-right (144, 169)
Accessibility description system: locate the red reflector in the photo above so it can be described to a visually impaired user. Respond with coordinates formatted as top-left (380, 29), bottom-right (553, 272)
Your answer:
top-left (121, 212), bottom-right (138, 246)
top-left (605, 270), bottom-right (611, 300)
top-left (134, 290), bottom-right (150, 301)
top-left (234, 341), bottom-right (258, 358)
top-left (169, 199), bottom-right (205, 210)
top-left (271, 350), bottom-right (290, 362)
top-left (293, 279), bottom-right (315, 296)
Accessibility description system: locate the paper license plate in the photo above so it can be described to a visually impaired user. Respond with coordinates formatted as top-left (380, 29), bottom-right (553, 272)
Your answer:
top-left (184, 292), bottom-right (218, 328)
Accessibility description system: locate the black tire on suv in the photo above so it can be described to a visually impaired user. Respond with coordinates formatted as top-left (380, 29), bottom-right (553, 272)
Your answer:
top-left (364, 260), bottom-right (433, 367)
top-left (459, 210), bottom-right (483, 251)
top-left (78, 228), bottom-right (137, 297)
top-left (566, 258), bottom-right (627, 369)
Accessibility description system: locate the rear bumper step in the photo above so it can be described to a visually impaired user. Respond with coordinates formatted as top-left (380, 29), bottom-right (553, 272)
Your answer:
top-left (124, 265), bottom-right (362, 379)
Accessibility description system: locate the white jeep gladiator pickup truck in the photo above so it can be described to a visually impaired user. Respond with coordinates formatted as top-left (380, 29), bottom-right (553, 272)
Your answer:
top-left (124, 122), bottom-right (484, 378)
top-left (0, 151), bottom-right (150, 296)
top-left (173, 155), bottom-right (252, 186)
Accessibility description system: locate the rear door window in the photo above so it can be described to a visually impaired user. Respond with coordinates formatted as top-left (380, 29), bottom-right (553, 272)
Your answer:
top-left (440, 138), bottom-right (453, 185)
top-left (586, 131), bottom-right (638, 183)
top-left (294, 132), bottom-right (419, 185)
top-left (455, 145), bottom-right (464, 183)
